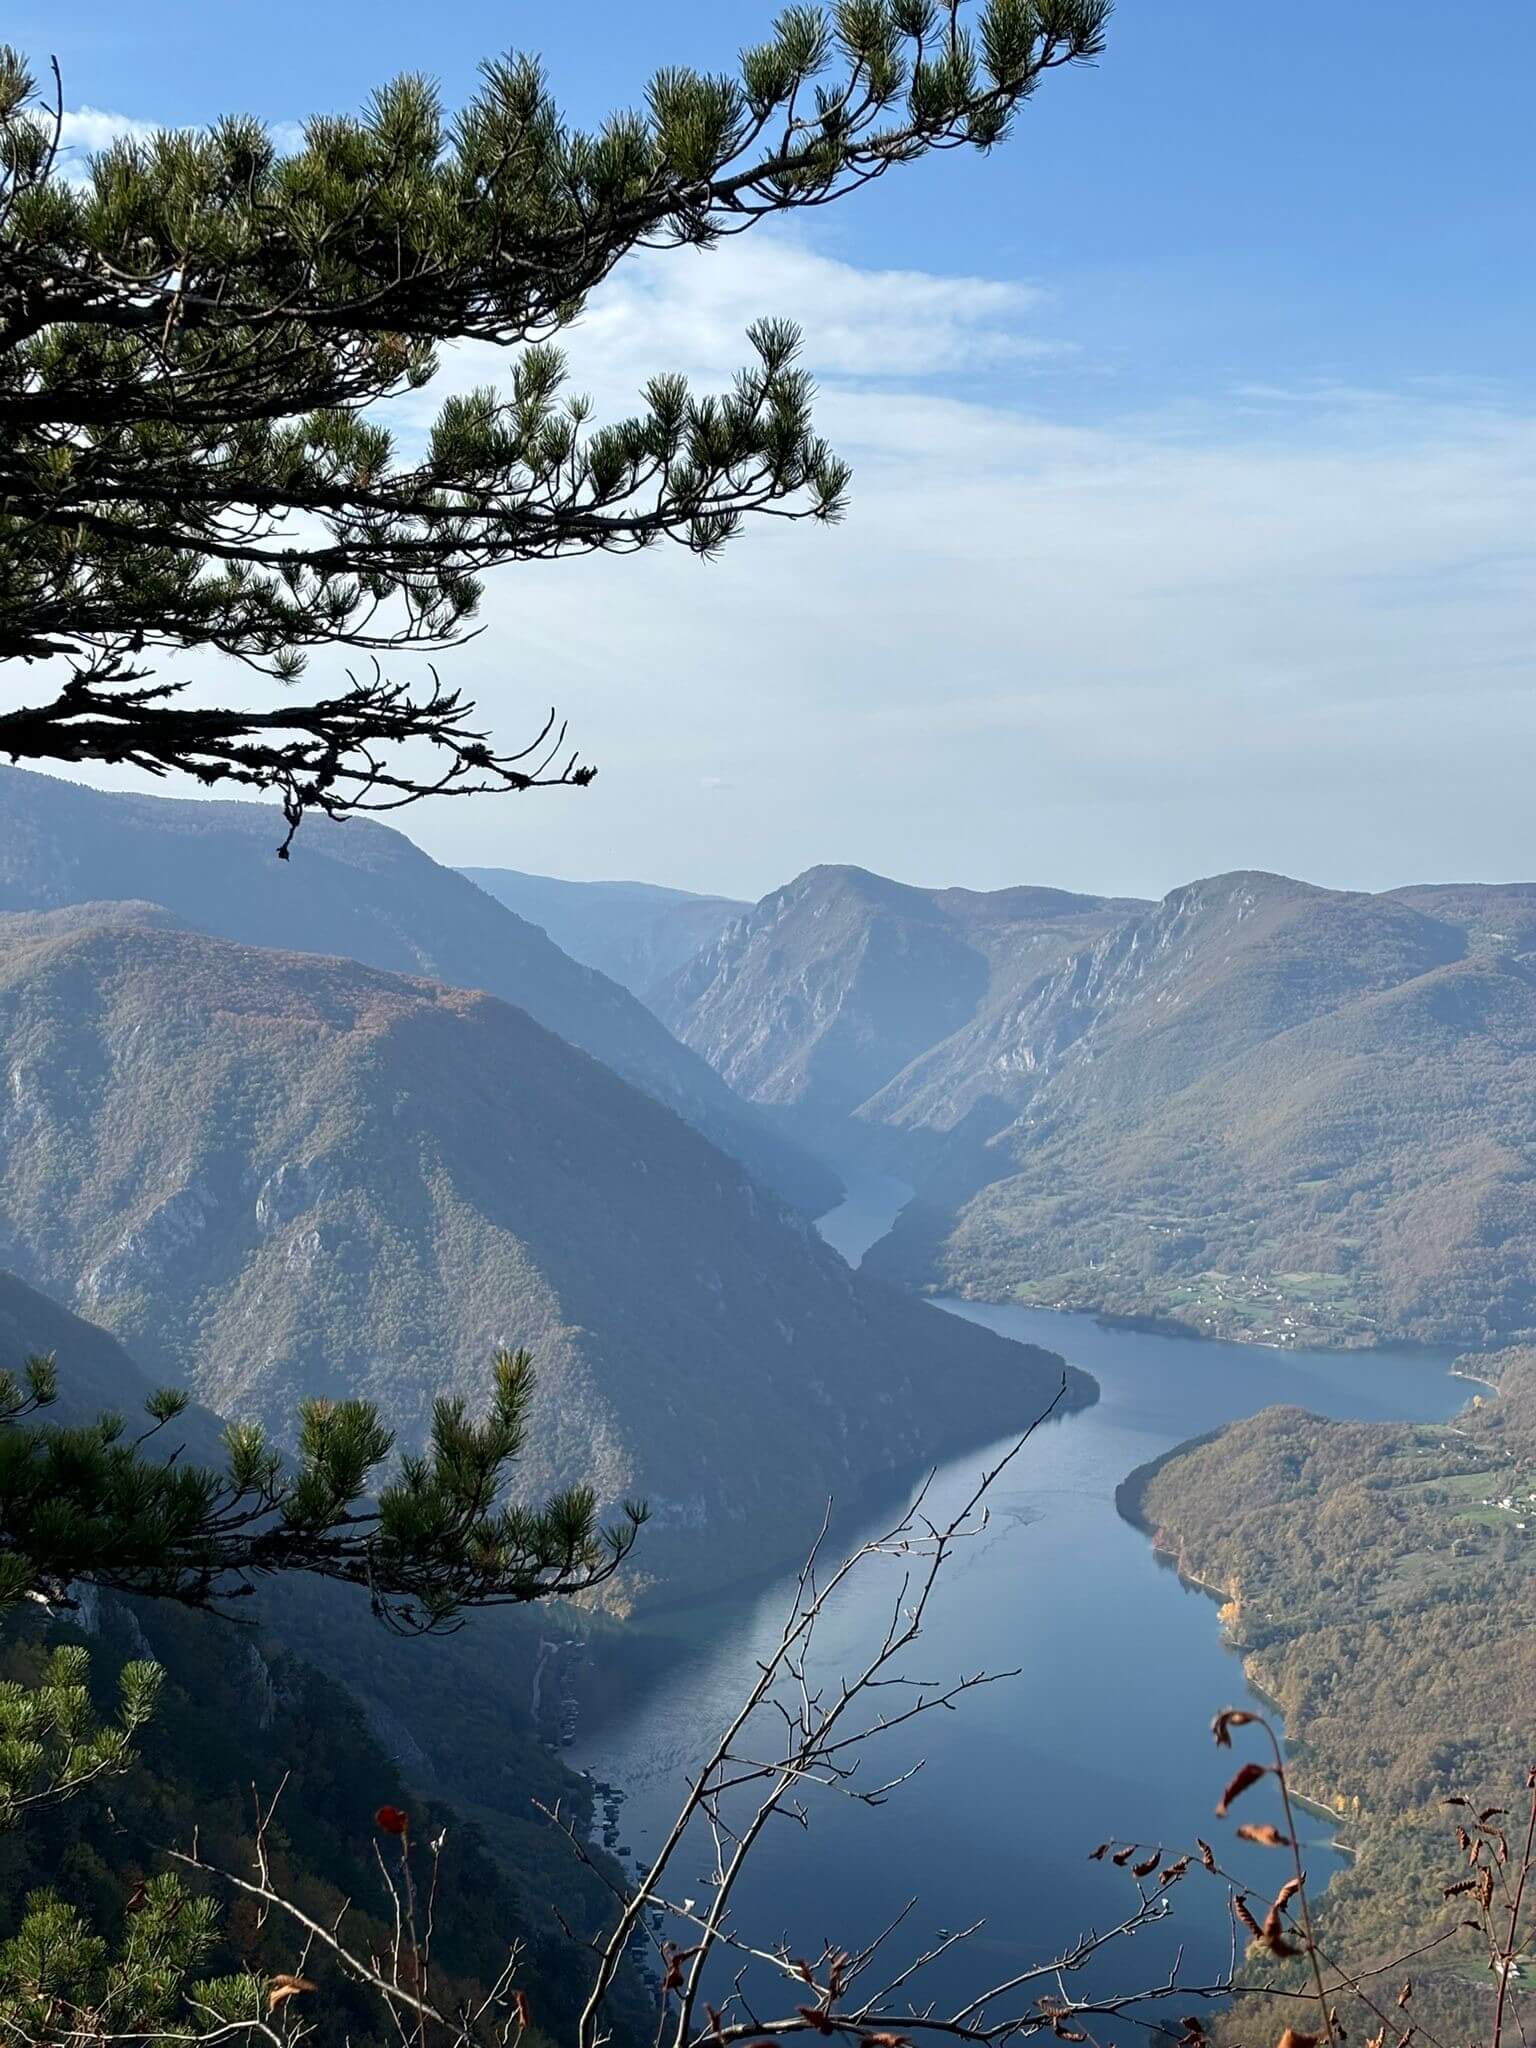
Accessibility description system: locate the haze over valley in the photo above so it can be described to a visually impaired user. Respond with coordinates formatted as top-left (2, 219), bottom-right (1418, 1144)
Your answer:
top-left (484, 853), bottom-right (1536, 1354)
top-left (4, 766), bottom-right (1534, 2045)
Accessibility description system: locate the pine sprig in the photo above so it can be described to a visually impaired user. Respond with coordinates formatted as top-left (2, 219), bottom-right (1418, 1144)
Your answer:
top-left (0, 1347), bottom-right (647, 1632)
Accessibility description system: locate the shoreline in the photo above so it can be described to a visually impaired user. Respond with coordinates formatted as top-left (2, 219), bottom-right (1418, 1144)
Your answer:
top-left (1117, 1442), bottom-right (1370, 1866)
top-left (1450, 1365), bottom-right (1500, 1394)
top-left (927, 1283), bottom-right (1487, 1367)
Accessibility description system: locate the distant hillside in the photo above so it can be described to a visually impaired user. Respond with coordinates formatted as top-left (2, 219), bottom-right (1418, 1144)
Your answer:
top-left (1132, 1365), bottom-right (1536, 2045)
top-left (870, 871), bottom-right (1536, 1348)
top-left (0, 768), bottom-right (836, 1215)
top-left (0, 909), bottom-right (1083, 1597)
top-left (659, 864), bottom-right (1142, 1125)
top-left (462, 867), bottom-right (746, 1000)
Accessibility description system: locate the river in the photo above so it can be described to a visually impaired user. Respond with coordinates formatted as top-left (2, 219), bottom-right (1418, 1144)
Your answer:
top-left (573, 1173), bottom-right (1471, 2036)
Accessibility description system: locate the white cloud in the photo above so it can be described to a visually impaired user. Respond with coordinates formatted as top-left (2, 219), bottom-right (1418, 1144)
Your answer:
top-left (398, 236), bottom-right (1536, 898)
top-left (571, 237), bottom-right (1058, 385)
top-left (28, 184), bottom-right (1536, 902)
top-left (51, 106), bottom-right (163, 181)
top-left (52, 106), bottom-right (307, 184)
top-left (389, 231), bottom-right (1063, 445)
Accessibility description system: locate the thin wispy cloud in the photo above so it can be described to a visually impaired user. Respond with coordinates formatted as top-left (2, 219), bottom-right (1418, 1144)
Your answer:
top-left (29, 112), bottom-right (1536, 900)
top-left (424, 231), bottom-right (1536, 897)
top-left (572, 237), bottom-right (1061, 384)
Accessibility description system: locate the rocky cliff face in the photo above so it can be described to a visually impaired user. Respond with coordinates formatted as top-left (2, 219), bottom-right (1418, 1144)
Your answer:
top-left (868, 874), bottom-right (1536, 1347)
top-left (658, 864), bottom-right (1140, 1128)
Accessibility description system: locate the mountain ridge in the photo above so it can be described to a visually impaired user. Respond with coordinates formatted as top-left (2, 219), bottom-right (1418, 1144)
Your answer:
top-left (461, 866), bottom-right (747, 1000)
top-left (657, 862), bottom-right (1144, 1126)
top-left (656, 860), bottom-right (1536, 1351)
top-left (0, 904), bottom-right (1085, 1597)
top-left (0, 767), bottom-right (836, 1215)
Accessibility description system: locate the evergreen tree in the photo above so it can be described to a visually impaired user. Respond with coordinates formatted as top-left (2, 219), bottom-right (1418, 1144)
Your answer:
top-left (0, 2), bottom-right (1109, 848)
top-left (0, 1340), bottom-right (646, 2038)
top-left (0, 1347), bottom-right (645, 1635)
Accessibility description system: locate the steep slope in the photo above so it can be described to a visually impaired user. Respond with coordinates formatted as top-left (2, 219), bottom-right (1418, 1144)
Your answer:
top-left (868, 870), bottom-right (1462, 1139)
top-left (0, 910), bottom-right (1083, 1595)
top-left (0, 768), bottom-right (836, 1214)
top-left (461, 868), bottom-right (746, 1000)
top-left (0, 1264), bottom-right (227, 1455)
top-left (871, 873), bottom-right (1536, 1347)
top-left (1129, 1366), bottom-right (1536, 2046)
top-left (659, 865), bottom-right (1141, 1126)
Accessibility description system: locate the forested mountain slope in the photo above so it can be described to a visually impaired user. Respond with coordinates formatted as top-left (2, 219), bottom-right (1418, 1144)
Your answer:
top-left (871, 872), bottom-right (1536, 1347)
top-left (1127, 1358), bottom-right (1536, 2045)
top-left (659, 864), bottom-right (1141, 1124)
top-left (0, 909), bottom-right (1081, 1595)
top-left (462, 868), bottom-right (746, 1000)
top-left (0, 769), bottom-right (835, 1214)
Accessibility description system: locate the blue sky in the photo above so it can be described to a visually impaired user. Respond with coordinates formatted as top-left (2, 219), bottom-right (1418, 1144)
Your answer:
top-left (20, 4), bottom-right (1536, 899)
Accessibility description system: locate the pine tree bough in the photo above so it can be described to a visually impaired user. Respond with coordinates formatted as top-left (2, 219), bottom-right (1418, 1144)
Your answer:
top-left (0, 3), bottom-right (1110, 846)
top-left (0, 1348), bottom-right (648, 1632)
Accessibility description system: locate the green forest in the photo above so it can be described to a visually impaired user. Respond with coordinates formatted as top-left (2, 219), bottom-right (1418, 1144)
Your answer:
top-left (1133, 1351), bottom-right (1536, 2043)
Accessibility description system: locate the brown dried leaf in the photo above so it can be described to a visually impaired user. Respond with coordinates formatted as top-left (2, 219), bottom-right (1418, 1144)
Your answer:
top-left (1132, 1850), bottom-right (1163, 1879)
top-left (660, 1943), bottom-right (704, 1995)
top-left (1442, 1879), bottom-right (1478, 1899)
top-left (1217, 1762), bottom-right (1269, 1816)
top-left (513, 1990), bottom-right (533, 2031)
top-left (1112, 1844), bottom-right (1138, 1867)
top-left (1160, 1857), bottom-right (1192, 1888)
top-left (1087, 1841), bottom-right (1112, 1862)
top-left (1233, 1894), bottom-right (1263, 1940)
top-left (1397, 1980), bottom-right (1413, 2008)
top-left (1276, 2030), bottom-right (1321, 2048)
top-left (1212, 1709), bottom-right (1257, 1748)
top-left (797, 2009), bottom-right (836, 2037)
top-left (1258, 1906), bottom-right (1300, 1959)
top-left (1236, 1823), bottom-right (1292, 1849)
top-left (266, 1975), bottom-right (317, 2014)
top-left (1197, 1837), bottom-right (1217, 1871)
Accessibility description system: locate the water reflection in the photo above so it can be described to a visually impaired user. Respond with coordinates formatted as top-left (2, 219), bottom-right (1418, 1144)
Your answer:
top-left (573, 1179), bottom-right (1467, 2037)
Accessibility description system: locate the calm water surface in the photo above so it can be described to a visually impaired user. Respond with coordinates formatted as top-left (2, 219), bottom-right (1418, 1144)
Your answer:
top-left (574, 1175), bottom-right (1470, 2034)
